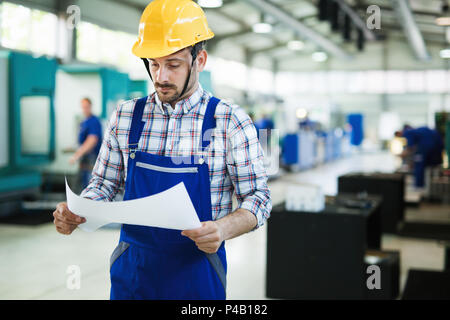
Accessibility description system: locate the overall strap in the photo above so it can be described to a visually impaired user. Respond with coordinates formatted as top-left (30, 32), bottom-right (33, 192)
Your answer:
top-left (200, 96), bottom-right (226, 293)
top-left (200, 96), bottom-right (220, 150)
top-left (128, 96), bottom-right (147, 152)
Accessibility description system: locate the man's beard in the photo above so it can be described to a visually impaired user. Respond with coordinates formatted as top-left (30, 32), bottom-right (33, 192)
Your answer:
top-left (155, 79), bottom-right (195, 104)
top-left (155, 83), bottom-right (180, 104)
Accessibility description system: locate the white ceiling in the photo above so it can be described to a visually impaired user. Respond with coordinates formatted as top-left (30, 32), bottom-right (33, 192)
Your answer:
top-left (72, 0), bottom-right (448, 71)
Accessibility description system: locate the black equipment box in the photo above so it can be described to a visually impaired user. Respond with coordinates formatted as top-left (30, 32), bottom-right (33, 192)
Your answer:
top-left (402, 269), bottom-right (450, 300)
top-left (266, 195), bottom-right (383, 299)
top-left (338, 172), bottom-right (405, 234)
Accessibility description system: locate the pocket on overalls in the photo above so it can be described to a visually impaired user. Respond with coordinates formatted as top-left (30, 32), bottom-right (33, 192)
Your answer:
top-left (110, 241), bottom-right (130, 270)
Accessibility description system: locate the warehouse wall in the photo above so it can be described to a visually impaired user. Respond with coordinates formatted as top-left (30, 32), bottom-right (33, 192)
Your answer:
top-left (278, 37), bottom-right (448, 72)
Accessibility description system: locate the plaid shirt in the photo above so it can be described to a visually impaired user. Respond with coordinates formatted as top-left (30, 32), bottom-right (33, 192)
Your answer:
top-left (81, 85), bottom-right (272, 228)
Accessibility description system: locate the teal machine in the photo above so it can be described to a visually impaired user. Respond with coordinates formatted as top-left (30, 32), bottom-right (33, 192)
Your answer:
top-left (0, 51), bottom-right (57, 204)
top-left (129, 79), bottom-right (148, 99)
top-left (44, 64), bottom-right (130, 190)
top-left (199, 70), bottom-right (214, 95)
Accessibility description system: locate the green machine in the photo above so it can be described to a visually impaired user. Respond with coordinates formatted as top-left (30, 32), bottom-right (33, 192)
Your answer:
top-left (199, 70), bottom-right (214, 95)
top-left (0, 51), bottom-right (57, 200)
top-left (57, 64), bottom-right (130, 119)
top-left (129, 79), bottom-right (148, 99)
top-left (44, 64), bottom-right (130, 183)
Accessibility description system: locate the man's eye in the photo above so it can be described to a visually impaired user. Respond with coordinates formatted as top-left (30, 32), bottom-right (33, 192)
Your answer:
top-left (151, 63), bottom-right (158, 68)
top-left (169, 64), bottom-right (180, 68)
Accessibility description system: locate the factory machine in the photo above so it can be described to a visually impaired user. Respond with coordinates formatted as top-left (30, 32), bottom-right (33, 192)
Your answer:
top-left (0, 51), bottom-right (57, 215)
top-left (128, 79), bottom-right (148, 99)
top-left (43, 64), bottom-right (130, 190)
top-left (282, 128), bottom-right (351, 171)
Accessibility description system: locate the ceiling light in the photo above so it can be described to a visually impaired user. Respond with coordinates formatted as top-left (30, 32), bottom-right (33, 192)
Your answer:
top-left (252, 23), bottom-right (272, 34)
top-left (198, 0), bottom-right (223, 8)
top-left (440, 48), bottom-right (450, 58)
top-left (436, 17), bottom-right (450, 26)
top-left (312, 51), bottom-right (328, 62)
top-left (287, 40), bottom-right (304, 51)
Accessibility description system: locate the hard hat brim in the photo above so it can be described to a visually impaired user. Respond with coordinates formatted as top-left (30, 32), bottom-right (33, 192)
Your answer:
top-left (132, 33), bottom-right (214, 59)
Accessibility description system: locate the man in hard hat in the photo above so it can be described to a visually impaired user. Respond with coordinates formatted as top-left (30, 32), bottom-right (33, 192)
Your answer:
top-left (53, 0), bottom-right (272, 300)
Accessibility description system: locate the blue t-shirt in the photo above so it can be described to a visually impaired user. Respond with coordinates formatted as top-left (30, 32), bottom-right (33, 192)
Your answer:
top-left (78, 115), bottom-right (103, 157)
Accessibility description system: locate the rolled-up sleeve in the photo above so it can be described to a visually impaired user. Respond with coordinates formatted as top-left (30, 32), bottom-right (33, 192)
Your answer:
top-left (226, 106), bottom-right (272, 229)
top-left (80, 107), bottom-right (125, 202)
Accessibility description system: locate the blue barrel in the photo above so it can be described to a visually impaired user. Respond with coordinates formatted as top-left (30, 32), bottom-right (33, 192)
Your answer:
top-left (347, 113), bottom-right (364, 146)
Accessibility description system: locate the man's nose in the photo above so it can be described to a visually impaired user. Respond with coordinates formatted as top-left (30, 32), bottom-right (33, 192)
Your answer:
top-left (155, 65), bottom-right (169, 83)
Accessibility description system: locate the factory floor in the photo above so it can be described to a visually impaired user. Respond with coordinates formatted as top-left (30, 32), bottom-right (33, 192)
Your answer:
top-left (0, 151), bottom-right (447, 300)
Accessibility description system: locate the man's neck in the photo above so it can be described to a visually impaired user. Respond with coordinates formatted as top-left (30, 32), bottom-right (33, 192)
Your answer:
top-left (170, 83), bottom-right (199, 108)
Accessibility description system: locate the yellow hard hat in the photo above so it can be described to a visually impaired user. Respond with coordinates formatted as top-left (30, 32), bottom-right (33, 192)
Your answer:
top-left (132, 0), bottom-right (215, 59)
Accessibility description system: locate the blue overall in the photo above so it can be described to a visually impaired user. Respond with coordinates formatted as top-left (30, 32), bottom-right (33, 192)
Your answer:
top-left (403, 127), bottom-right (443, 188)
top-left (110, 96), bottom-right (227, 300)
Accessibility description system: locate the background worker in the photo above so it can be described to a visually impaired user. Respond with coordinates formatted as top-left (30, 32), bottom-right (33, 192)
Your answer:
top-left (254, 113), bottom-right (275, 152)
top-left (53, 0), bottom-right (271, 300)
top-left (395, 125), bottom-right (444, 189)
top-left (69, 97), bottom-right (103, 189)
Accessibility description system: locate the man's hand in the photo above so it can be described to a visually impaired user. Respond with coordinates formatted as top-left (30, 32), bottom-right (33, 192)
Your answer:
top-left (53, 202), bottom-right (86, 235)
top-left (68, 154), bottom-right (78, 165)
top-left (181, 221), bottom-right (224, 254)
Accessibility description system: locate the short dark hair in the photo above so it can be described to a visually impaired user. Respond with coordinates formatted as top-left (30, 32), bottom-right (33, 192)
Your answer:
top-left (81, 97), bottom-right (92, 105)
top-left (191, 40), bottom-right (207, 61)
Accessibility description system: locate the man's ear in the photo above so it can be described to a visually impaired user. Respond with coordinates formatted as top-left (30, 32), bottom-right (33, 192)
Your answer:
top-left (196, 50), bottom-right (207, 72)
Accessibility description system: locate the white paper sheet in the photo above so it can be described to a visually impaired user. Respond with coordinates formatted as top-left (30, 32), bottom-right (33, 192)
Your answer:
top-left (65, 179), bottom-right (201, 232)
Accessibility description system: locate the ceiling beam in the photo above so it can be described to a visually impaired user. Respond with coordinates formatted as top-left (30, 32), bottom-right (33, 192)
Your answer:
top-left (243, 0), bottom-right (353, 60)
top-left (392, 0), bottom-right (430, 61)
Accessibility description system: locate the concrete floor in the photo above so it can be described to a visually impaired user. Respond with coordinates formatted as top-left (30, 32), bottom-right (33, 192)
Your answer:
top-left (0, 151), bottom-right (447, 299)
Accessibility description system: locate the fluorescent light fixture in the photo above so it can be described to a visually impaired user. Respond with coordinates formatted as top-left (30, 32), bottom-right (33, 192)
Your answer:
top-left (198, 0), bottom-right (223, 8)
top-left (440, 48), bottom-right (450, 59)
top-left (435, 17), bottom-right (450, 26)
top-left (312, 51), bottom-right (327, 62)
top-left (252, 23), bottom-right (272, 34)
top-left (287, 40), bottom-right (304, 51)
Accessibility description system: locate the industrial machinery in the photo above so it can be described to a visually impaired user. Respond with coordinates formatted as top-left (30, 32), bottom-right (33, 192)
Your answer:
top-left (128, 79), bottom-right (148, 99)
top-left (43, 64), bottom-right (130, 190)
top-left (0, 51), bottom-right (57, 213)
top-left (282, 127), bottom-right (351, 171)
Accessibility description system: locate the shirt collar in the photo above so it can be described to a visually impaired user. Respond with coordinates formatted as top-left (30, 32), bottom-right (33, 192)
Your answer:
top-left (153, 83), bottom-right (204, 115)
